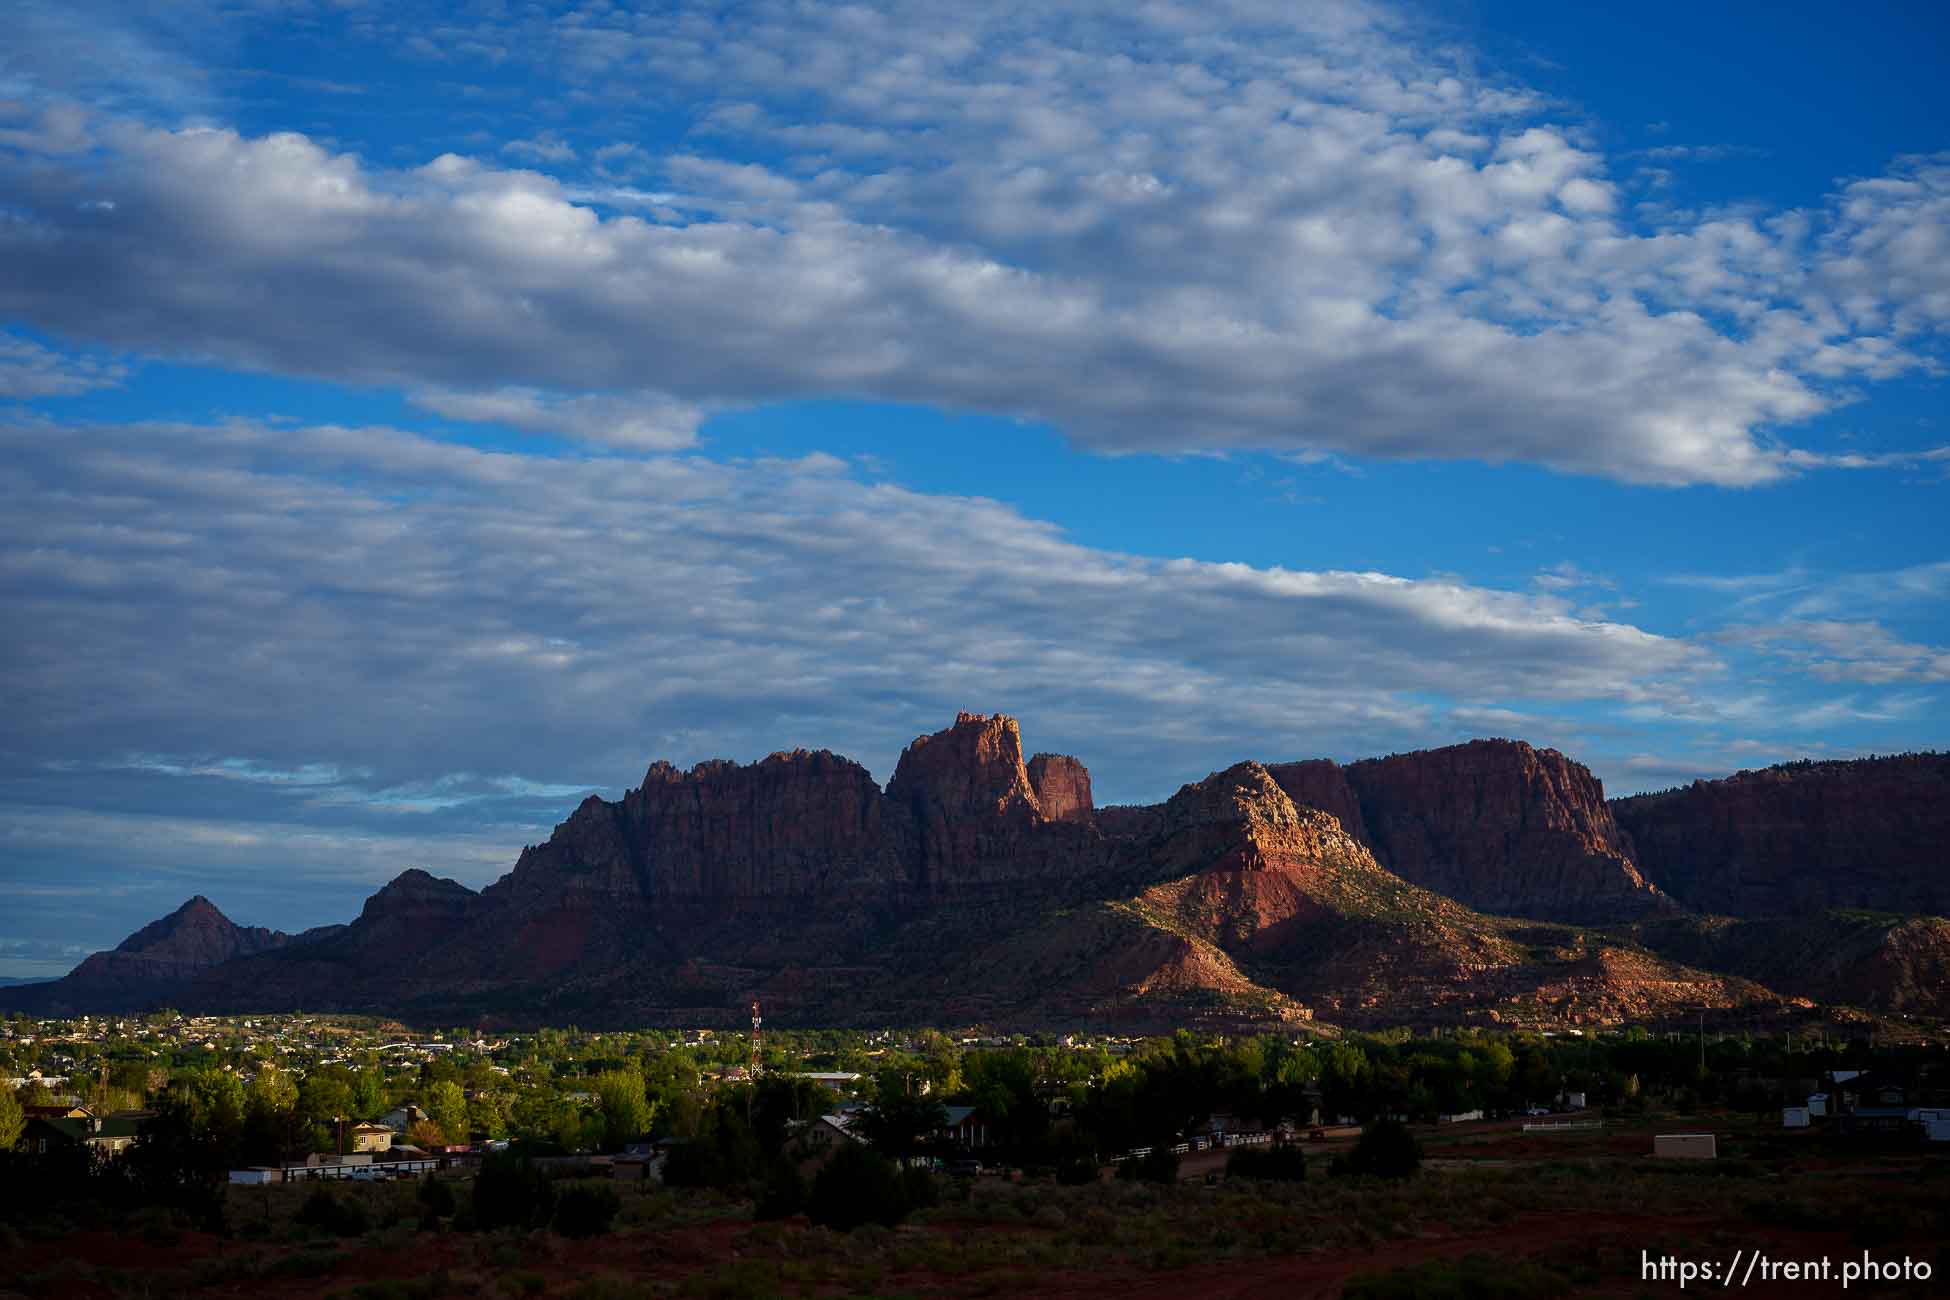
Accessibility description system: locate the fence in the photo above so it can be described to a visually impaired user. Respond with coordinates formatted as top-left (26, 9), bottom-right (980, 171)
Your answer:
top-left (1123, 1131), bottom-right (1275, 1161)
top-left (1521, 1119), bottom-right (1605, 1133)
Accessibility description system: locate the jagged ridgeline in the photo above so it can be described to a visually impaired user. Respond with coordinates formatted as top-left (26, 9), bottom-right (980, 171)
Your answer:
top-left (6, 716), bottom-right (1946, 1028)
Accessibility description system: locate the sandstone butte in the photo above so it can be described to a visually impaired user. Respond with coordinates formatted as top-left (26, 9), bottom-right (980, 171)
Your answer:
top-left (6, 715), bottom-right (1945, 1029)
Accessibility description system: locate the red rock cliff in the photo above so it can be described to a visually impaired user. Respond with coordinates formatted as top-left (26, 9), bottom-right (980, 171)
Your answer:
top-left (1028, 752), bottom-right (1094, 823)
top-left (1265, 759), bottom-right (1372, 847)
top-left (886, 712), bottom-right (1049, 888)
top-left (1341, 739), bottom-right (1666, 923)
top-left (1611, 754), bottom-right (1950, 916)
top-left (494, 749), bottom-right (909, 906)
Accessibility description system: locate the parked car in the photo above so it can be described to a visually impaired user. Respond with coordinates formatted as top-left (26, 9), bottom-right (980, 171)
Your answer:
top-left (1524, 1106), bottom-right (1552, 1117)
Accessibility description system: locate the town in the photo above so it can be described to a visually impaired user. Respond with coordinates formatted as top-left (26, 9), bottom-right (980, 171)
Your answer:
top-left (3, 1010), bottom-right (1947, 1295)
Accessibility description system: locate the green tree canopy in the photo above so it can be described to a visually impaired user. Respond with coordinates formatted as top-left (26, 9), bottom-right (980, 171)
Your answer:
top-left (426, 1079), bottom-right (469, 1146)
top-left (0, 1086), bottom-right (23, 1151)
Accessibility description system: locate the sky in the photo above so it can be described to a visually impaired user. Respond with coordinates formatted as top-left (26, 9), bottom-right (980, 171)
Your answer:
top-left (1, 0), bottom-right (1946, 978)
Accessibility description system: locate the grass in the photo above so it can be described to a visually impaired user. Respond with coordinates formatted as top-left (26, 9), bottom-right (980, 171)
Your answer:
top-left (7, 1116), bottom-right (1946, 1299)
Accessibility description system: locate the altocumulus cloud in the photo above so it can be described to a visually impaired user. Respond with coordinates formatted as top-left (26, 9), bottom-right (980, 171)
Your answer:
top-left (0, 1), bottom-right (1945, 483)
top-left (0, 415), bottom-right (1717, 817)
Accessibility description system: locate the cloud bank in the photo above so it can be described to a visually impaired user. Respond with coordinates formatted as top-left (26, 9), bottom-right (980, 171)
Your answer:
top-left (0, 1), bottom-right (1943, 483)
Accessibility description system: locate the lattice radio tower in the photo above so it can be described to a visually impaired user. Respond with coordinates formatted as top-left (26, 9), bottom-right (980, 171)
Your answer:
top-left (749, 999), bottom-right (763, 1079)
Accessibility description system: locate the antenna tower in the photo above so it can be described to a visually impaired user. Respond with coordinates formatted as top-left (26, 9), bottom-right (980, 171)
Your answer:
top-left (750, 999), bottom-right (763, 1079)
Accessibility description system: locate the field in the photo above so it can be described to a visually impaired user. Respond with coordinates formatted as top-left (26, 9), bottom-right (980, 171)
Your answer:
top-left (6, 1112), bottom-right (1947, 1299)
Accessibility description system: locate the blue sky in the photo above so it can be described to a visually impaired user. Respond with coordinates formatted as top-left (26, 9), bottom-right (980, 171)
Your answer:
top-left (1, 0), bottom-right (1946, 976)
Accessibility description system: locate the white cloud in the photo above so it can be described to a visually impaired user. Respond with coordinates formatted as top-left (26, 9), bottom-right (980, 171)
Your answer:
top-left (0, 5), bottom-right (1942, 483)
top-left (0, 330), bottom-right (126, 398)
top-left (0, 415), bottom-right (1721, 808)
top-left (502, 134), bottom-right (576, 164)
top-left (1718, 620), bottom-right (1950, 684)
top-left (408, 386), bottom-right (705, 449)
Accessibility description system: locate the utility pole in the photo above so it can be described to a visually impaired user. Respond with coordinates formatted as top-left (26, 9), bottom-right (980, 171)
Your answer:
top-left (1698, 1010), bottom-right (1705, 1075)
top-left (745, 1000), bottom-right (763, 1131)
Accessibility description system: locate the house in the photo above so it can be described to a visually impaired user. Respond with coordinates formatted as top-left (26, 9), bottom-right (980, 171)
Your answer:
top-left (1830, 1071), bottom-right (1918, 1138)
top-left (349, 1122), bottom-right (394, 1153)
top-left (938, 1106), bottom-right (990, 1149)
top-left (379, 1103), bottom-right (429, 1133)
top-left (22, 1113), bottom-right (146, 1157)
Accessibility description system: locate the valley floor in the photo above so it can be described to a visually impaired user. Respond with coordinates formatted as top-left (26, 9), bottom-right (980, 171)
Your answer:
top-left (9, 1110), bottom-right (1947, 1299)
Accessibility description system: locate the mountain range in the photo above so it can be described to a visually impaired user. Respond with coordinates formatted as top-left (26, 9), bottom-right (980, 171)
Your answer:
top-left (6, 714), bottom-right (1945, 1032)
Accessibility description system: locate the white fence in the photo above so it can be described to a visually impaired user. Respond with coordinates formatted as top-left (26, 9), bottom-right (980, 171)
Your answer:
top-left (1124, 1131), bottom-right (1275, 1161)
top-left (1522, 1119), bottom-right (1605, 1134)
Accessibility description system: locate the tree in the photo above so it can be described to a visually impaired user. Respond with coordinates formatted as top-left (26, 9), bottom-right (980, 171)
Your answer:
top-left (243, 1065), bottom-right (304, 1164)
top-left (472, 1153), bottom-right (556, 1233)
top-left (427, 1080), bottom-right (469, 1146)
top-left (807, 1142), bottom-right (909, 1232)
top-left (593, 1069), bottom-right (654, 1151)
top-left (1322, 1043), bottom-right (1371, 1122)
top-left (297, 1070), bottom-right (354, 1150)
top-left (552, 1183), bottom-right (621, 1238)
top-left (856, 1089), bottom-right (947, 1163)
top-left (350, 1067), bottom-right (388, 1120)
top-left (1340, 1119), bottom-right (1422, 1179)
top-left (0, 1086), bottom-right (22, 1151)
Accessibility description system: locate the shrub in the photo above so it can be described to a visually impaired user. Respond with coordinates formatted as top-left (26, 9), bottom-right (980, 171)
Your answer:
top-left (418, 1173), bottom-right (457, 1221)
top-left (900, 1165), bottom-right (939, 1213)
top-left (806, 1143), bottom-right (908, 1232)
top-left (1055, 1156), bottom-right (1100, 1186)
top-left (1340, 1119), bottom-right (1422, 1180)
top-left (553, 1182), bottom-right (622, 1239)
top-left (473, 1154), bottom-right (557, 1233)
top-left (1226, 1143), bottom-right (1306, 1182)
top-left (1343, 1251), bottom-right (1569, 1299)
top-left (1117, 1146), bottom-right (1179, 1185)
top-left (753, 1159), bottom-right (806, 1221)
top-left (296, 1186), bottom-right (370, 1237)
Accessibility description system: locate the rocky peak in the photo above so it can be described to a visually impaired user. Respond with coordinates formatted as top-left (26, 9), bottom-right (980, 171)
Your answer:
top-left (1264, 759), bottom-right (1371, 847)
top-left (888, 712), bottom-right (1041, 820)
top-left (494, 746), bottom-right (907, 905)
top-left (1341, 739), bottom-right (1665, 923)
top-left (1150, 761), bottom-right (1365, 875)
top-left (359, 869), bottom-right (477, 921)
top-left (115, 895), bottom-right (288, 965)
top-left (886, 713), bottom-right (1050, 887)
top-left (1163, 761), bottom-right (1300, 832)
top-left (1027, 753), bottom-right (1094, 823)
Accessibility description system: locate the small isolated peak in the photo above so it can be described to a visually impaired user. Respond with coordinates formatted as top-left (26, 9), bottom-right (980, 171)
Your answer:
top-left (1165, 761), bottom-right (1304, 831)
top-left (888, 711), bottom-right (1035, 816)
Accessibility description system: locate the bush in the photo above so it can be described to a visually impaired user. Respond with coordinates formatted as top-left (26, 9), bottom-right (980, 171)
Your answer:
top-left (1343, 1251), bottom-right (1569, 1299)
top-left (1117, 1146), bottom-right (1179, 1184)
top-left (295, 1185), bottom-right (370, 1237)
top-left (900, 1165), bottom-right (938, 1213)
top-left (1055, 1156), bottom-right (1100, 1186)
top-left (418, 1173), bottom-right (457, 1221)
top-left (1339, 1119), bottom-right (1422, 1180)
top-left (753, 1159), bottom-right (805, 1221)
top-left (1226, 1143), bottom-right (1306, 1182)
top-left (552, 1182), bottom-right (622, 1239)
top-left (806, 1143), bottom-right (909, 1232)
top-left (473, 1154), bottom-right (557, 1233)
